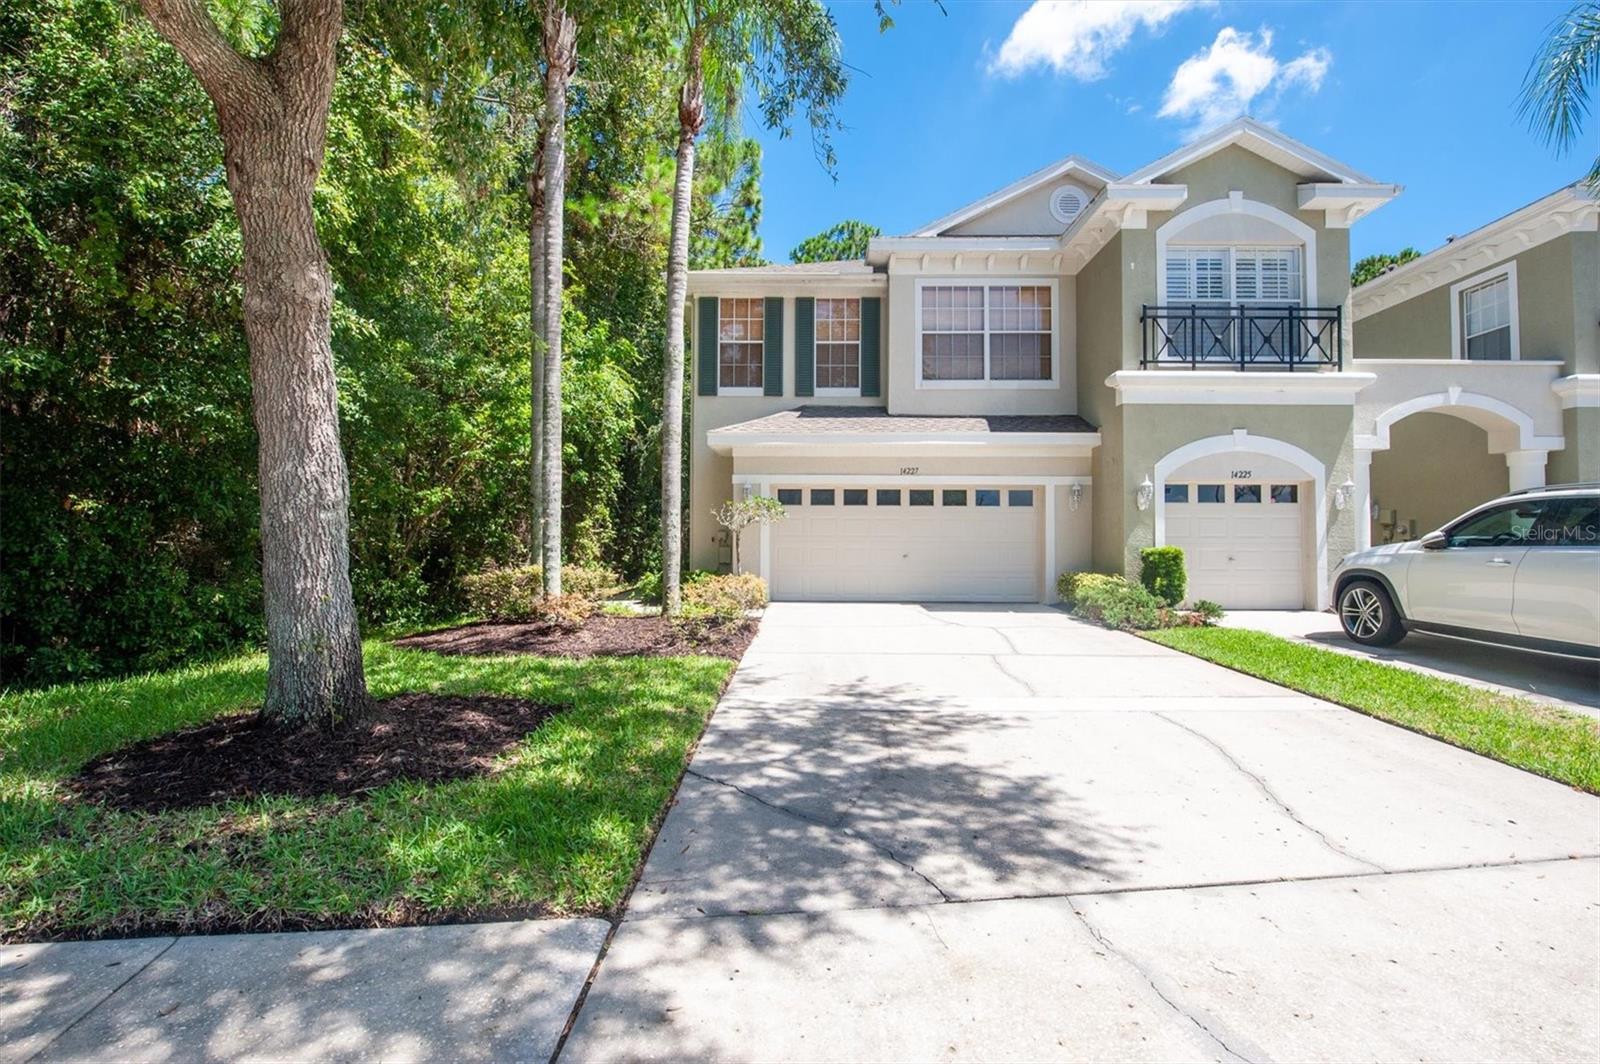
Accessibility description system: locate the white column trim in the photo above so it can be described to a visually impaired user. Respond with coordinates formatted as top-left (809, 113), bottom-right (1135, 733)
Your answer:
top-left (1044, 485), bottom-right (1058, 605)
top-left (758, 478), bottom-right (772, 580)
top-left (1354, 448), bottom-right (1373, 552)
top-left (1504, 450), bottom-right (1548, 492)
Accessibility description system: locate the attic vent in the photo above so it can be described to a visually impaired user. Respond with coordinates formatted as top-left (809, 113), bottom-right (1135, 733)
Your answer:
top-left (1049, 184), bottom-right (1087, 225)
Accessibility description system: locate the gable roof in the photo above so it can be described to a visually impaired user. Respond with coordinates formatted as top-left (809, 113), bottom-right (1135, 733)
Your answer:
top-left (909, 155), bottom-right (1120, 237)
top-left (1352, 182), bottom-right (1599, 318)
top-left (1122, 117), bottom-right (1376, 184)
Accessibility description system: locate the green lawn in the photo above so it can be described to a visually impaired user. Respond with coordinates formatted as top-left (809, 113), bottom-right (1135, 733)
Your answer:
top-left (0, 642), bottom-right (732, 942)
top-left (1143, 626), bottom-right (1600, 794)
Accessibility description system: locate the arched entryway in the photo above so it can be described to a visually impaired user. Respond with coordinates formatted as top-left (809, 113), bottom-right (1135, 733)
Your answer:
top-left (1357, 390), bottom-right (1558, 548)
top-left (1154, 430), bottom-right (1327, 610)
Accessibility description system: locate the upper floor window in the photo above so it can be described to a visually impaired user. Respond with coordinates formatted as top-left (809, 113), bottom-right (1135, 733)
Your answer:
top-left (718, 297), bottom-right (764, 389)
top-left (1460, 275), bottom-right (1512, 361)
top-left (815, 298), bottom-right (861, 391)
top-left (1165, 246), bottom-right (1302, 305)
top-left (918, 282), bottom-right (1054, 386)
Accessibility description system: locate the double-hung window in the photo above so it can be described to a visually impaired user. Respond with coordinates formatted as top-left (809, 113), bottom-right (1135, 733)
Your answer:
top-left (1459, 275), bottom-right (1512, 360)
top-left (918, 282), bottom-right (1054, 384)
top-left (815, 298), bottom-right (861, 391)
top-left (718, 297), bottom-right (764, 390)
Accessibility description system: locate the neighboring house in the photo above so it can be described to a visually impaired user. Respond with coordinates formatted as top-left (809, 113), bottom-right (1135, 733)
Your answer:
top-left (686, 118), bottom-right (1598, 610)
top-left (1351, 184), bottom-right (1599, 544)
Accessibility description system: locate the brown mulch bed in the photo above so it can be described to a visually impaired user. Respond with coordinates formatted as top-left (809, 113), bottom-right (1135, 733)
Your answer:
top-left (68, 693), bottom-right (563, 814)
top-left (393, 613), bottom-right (758, 660)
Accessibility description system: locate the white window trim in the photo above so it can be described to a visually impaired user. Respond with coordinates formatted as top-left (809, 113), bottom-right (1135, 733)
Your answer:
top-left (717, 296), bottom-right (766, 393)
top-left (1449, 262), bottom-right (1520, 362)
top-left (914, 277), bottom-right (1060, 390)
top-left (813, 297), bottom-right (863, 396)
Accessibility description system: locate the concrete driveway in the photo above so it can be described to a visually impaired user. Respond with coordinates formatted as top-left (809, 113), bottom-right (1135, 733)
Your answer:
top-left (1221, 610), bottom-right (1600, 718)
top-left (566, 603), bottom-right (1600, 1062)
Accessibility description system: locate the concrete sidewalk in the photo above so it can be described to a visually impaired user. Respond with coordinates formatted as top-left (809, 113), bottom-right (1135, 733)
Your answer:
top-left (3, 920), bottom-right (607, 1063)
top-left (564, 602), bottom-right (1600, 1062)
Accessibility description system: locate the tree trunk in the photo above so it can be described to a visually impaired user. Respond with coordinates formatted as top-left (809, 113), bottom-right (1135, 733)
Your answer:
top-left (661, 37), bottom-right (705, 616)
top-left (138, 0), bottom-right (369, 729)
top-left (526, 142), bottom-right (546, 565)
top-left (540, 1), bottom-right (576, 597)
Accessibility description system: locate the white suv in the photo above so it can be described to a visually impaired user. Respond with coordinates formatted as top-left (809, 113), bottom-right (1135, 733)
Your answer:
top-left (1331, 484), bottom-right (1600, 658)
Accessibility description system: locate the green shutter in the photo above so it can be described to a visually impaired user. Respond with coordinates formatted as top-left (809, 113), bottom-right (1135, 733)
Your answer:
top-left (860, 296), bottom-right (882, 398)
top-left (794, 296), bottom-right (815, 398)
top-left (763, 297), bottom-right (784, 397)
top-left (696, 296), bottom-right (718, 396)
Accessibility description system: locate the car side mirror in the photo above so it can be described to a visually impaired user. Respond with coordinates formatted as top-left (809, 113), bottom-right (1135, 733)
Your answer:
top-left (1419, 531), bottom-right (1448, 551)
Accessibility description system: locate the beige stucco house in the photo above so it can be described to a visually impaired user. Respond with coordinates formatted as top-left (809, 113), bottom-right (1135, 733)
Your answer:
top-left (686, 119), bottom-right (1599, 610)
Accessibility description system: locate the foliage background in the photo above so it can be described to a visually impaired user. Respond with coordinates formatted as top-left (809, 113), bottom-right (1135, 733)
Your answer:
top-left (0, 0), bottom-right (765, 685)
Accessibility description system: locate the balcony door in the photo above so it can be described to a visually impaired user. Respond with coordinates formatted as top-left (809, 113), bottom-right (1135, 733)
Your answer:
top-left (1163, 246), bottom-right (1303, 364)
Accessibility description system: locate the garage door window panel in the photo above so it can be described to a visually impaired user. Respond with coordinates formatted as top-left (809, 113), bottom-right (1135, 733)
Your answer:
top-left (942, 490), bottom-right (968, 507)
top-left (1197, 484), bottom-right (1225, 503)
top-left (1008, 490), bottom-right (1034, 507)
top-left (1165, 485), bottom-right (1189, 503)
top-left (810, 489), bottom-right (835, 506)
top-left (1234, 485), bottom-right (1262, 503)
top-left (910, 490), bottom-right (935, 506)
top-left (1270, 484), bottom-right (1298, 503)
top-left (718, 298), bottom-right (764, 390)
top-left (877, 489), bottom-right (902, 506)
top-left (776, 488), bottom-right (802, 506)
top-left (843, 489), bottom-right (868, 506)
top-left (975, 490), bottom-right (1001, 507)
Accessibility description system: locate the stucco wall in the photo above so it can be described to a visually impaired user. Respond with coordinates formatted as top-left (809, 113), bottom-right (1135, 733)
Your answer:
top-left (1368, 412), bottom-right (1507, 542)
top-left (1354, 231), bottom-right (1600, 372)
top-left (1074, 232), bottom-right (1128, 572)
top-left (1550, 406), bottom-right (1600, 485)
top-left (945, 174), bottom-right (1107, 237)
top-left (687, 285), bottom-right (884, 570)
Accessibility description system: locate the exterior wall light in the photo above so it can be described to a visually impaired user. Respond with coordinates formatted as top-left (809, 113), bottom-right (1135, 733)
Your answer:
top-left (1069, 483), bottom-right (1084, 512)
top-left (1136, 475), bottom-right (1154, 512)
top-left (1334, 478), bottom-right (1355, 511)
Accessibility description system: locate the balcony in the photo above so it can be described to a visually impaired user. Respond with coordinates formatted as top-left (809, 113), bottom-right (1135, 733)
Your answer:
top-left (1140, 304), bottom-right (1343, 370)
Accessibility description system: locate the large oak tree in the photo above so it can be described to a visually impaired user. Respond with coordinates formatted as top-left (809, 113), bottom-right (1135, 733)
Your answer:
top-left (137, 0), bottom-right (369, 727)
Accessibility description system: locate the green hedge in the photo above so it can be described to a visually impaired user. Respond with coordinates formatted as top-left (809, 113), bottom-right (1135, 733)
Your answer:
top-left (1139, 547), bottom-right (1187, 606)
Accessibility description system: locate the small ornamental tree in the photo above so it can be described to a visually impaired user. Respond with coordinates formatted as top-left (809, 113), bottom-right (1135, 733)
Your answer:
top-left (712, 495), bottom-right (787, 573)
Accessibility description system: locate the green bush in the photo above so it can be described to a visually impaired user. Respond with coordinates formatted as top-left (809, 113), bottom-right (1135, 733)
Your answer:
top-left (1139, 547), bottom-right (1187, 606)
top-left (461, 564), bottom-right (619, 621)
top-left (681, 572), bottom-right (767, 623)
top-left (633, 568), bottom-right (718, 605)
top-left (531, 593), bottom-right (597, 629)
top-left (1072, 575), bottom-right (1166, 631)
top-left (1056, 571), bottom-right (1091, 607)
top-left (1191, 600), bottom-right (1225, 625)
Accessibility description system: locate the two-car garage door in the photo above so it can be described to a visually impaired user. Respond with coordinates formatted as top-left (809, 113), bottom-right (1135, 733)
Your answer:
top-left (770, 485), bottom-right (1041, 602)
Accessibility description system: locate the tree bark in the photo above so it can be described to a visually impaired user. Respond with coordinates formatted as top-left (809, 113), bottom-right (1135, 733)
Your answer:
top-left (540, 1), bottom-right (576, 597)
top-left (526, 138), bottom-right (546, 565)
top-left (661, 35), bottom-right (705, 616)
top-left (138, 0), bottom-right (370, 729)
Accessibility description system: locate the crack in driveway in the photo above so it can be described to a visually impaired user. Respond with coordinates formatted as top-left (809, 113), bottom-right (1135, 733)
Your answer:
top-left (1154, 712), bottom-right (1385, 873)
top-left (685, 768), bottom-right (953, 902)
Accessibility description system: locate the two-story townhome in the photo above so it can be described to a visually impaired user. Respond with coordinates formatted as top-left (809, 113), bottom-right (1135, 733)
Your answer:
top-left (686, 118), bottom-right (1596, 610)
top-left (1350, 183), bottom-right (1599, 545)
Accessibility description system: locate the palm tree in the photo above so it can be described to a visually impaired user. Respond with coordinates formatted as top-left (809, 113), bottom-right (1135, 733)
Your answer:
top-left (1521, 1), bottom-right (1600, 188)
top-left (659, 0), bottom-right (848, 614)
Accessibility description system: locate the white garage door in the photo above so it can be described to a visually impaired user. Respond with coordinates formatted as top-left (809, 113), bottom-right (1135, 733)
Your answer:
top-left (770, 485), bottom-right (1041, 602)
top-left (1164, 480), bottom-right (1306, 609)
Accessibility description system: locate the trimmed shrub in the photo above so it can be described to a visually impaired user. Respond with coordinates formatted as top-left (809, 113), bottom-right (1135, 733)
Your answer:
top-left (681, 572), bottom-right (767, 623)
top-left (530, 593), bottom-right (597, 629)
top-left (462, 565), bottom-right (541, 621)
top-left (561, 564), bottom-right (623, 601)
top-left (1056, 571), bottom-right (1090, 607)
top-left (1139, 547), bottom-right (1187, 606)
top-left (634, 568), bottom-right (719, 605)
top-left (1072, 574), bottom-right (1165, 631)
top-left (1191, 599), bottom-right (1225, 625)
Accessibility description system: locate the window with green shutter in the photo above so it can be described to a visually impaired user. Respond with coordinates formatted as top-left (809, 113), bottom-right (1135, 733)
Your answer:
top-left (763, 297), bottom-right (784, 396)
top-left (696, 296), bottom-right (718, 396)
top-left (794, 296), bottom-right (815, 398)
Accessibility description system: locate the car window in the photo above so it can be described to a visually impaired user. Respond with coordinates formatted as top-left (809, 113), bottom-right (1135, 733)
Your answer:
top-left (1530, 497), bottom-right (1600, 548)
top-left (1445, 501), bottom-right (1548, 548)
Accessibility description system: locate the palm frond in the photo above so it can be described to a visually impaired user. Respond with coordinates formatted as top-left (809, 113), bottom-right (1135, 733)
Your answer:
top-left (1519, 2), bottom-right (1600, 153)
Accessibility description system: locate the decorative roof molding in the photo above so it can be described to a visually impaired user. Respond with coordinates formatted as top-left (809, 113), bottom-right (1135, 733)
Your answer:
top-left (1297, 183), bottom-right (1401, 228)
top-left (909, 155), bottom-right (1121, 237)
top-left (1552, 374), bottom-right (1600, 409)
top-left (865, 236), bottom-right (1059, 267)
top-left (1352, 184), bottom-right (1599, 318)
top-left (1123, 118), bottom-right (1377, 185)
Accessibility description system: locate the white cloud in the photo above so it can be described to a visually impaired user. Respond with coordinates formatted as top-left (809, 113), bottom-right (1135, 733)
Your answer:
top-left (990, 0), bottom-right (1212, 81)
top-left (1158, 27), bottom-right (1331, 136)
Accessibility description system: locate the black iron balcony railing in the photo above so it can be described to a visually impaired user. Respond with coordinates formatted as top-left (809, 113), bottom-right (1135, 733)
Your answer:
top-left (1139, 304), bottom-right (1343, 370)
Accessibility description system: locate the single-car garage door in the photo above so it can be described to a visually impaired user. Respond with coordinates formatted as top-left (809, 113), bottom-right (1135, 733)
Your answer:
top-left (1164, 480), bottom-right (1307, 609)
top-left (770, 485), bottom-right (1041, 602)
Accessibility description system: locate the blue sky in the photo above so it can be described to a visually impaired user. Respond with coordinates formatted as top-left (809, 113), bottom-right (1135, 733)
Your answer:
top-left (748, 0), bottom-right (1587, 265)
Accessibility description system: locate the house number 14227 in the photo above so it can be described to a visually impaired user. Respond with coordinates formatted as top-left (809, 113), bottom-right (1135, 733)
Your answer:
top-left (900, 466), bottom-right (919, 475)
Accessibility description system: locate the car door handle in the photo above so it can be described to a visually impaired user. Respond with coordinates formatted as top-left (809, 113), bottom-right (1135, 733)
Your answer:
top-left (1486, 557), bottom-right (1513, 567)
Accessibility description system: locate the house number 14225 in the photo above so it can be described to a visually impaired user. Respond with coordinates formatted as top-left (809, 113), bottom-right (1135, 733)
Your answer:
top-left (1231, 470), bottom-right (1253, 479)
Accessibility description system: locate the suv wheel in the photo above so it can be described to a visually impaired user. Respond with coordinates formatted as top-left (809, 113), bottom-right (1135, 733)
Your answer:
top-left (1338, 580), bottom-right (1405, 647)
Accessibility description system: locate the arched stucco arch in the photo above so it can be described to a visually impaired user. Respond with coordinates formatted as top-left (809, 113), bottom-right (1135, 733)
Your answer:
top-left (1155, 193), bottom-right (1320, 305)
top-left (1153, 429), bottom-right (1330, 608)
top-left (1363, 388), bottom-right (1547, 455)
